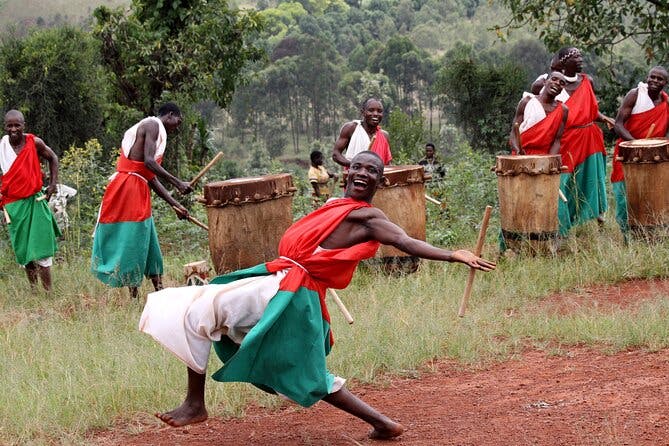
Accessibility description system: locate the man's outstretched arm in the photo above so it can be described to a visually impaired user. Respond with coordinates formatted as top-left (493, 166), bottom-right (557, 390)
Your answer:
top-left (357, 207), bottom-right (495, 271)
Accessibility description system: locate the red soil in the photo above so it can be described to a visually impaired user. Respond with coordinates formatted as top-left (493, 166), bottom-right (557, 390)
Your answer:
top-left (92, 279), bottom-right (669, 446)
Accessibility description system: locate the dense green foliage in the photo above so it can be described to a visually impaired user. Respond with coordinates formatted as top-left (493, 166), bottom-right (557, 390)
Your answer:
top-left (497, 0), bottom-right (669, 63)
top-left (0, 26), bottom-right (104, 155)
top-left (93, 0), bottom-right (264, 115)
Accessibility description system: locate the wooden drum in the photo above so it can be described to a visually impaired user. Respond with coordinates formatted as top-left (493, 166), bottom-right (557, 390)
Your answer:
top-left (203, 174), bottom-right (296, 274)
top-left (495, 155), bottom-right (562, 255)
top-left (618, 138), bottom-right (669, 235)
top-left (371, 165), bottom-right (427, 273)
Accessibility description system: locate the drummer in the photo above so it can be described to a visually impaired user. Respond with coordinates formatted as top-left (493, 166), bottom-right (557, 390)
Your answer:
top-left (611, 66), bottom-right (669, 232)
top-left (509, 71), bottom-right (569, 156)
top-left (332, 98), bottom-right (392, 168)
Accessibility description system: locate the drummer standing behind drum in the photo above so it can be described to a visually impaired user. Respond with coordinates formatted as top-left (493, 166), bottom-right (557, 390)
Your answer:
top-left (91, 103), bottom-right (192, 298)
top-left (611, 66), bottom-right (669, 232)
top-left (552, 47), bottom-right (615, 234)
top-left (332, 98), bottom-right (392, 168)
top-left (510, 71), bottom-right (569, 156)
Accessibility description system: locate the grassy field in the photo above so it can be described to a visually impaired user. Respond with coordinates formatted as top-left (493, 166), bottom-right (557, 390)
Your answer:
top-left (1, 217), bottom-right (668, 445)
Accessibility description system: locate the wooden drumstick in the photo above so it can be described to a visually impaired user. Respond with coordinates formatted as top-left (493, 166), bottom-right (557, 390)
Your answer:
top-left (2, 207), bottom-right (10, 224)
top-left (458, 205), bottom-right (492, 318)
top-left (190, 152), bottom-right (224, 188)
top-left (558, 189), bottom-right (568, 203)
top-left (172, 206), bottom-right (209, 231)
top-left (425, 194), bottom-right (442, 206)
top-left (645, 123), bottom-right (656, 139)
top-left (328, 288), bottom-right (354, 324)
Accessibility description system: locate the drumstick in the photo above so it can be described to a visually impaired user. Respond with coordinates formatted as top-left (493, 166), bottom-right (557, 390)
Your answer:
top-left (645, 123), bottom-right (656, 139)
top-left (558, 189), bottom-right (568, 203)
top-left (2, 207), bottom-right (10, 224)
top-left (328, 288), bottom-right (354, 324)
top-left (190, 152), bottom-right (224, 188)
top-left (172, 206), bottom-right (209, 231)
top-left (458, 205), bottom-right (492, 318)
top-left (425, 194), bottom-right (442, 206)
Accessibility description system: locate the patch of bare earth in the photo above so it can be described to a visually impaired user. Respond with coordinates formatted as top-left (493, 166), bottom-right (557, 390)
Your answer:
top-left (92, 279), bottom-right (669, 446)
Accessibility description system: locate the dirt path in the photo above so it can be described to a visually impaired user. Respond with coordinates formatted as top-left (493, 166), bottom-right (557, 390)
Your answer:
top-left (93, 279), bottom-right (669, 446)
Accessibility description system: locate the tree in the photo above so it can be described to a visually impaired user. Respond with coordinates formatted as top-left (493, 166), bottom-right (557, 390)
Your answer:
top-left (436, 45), bottom-right (527, 153)
top-left (497, 0), bottom-right (669, 63)
top-left (93, 0), bottom-right (264, 115)
top-left (0, 26), bottom-right (105, 155)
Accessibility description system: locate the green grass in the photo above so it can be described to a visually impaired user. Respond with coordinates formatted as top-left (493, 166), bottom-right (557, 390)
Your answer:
top-left (1, 221), bottom-right (669, 445)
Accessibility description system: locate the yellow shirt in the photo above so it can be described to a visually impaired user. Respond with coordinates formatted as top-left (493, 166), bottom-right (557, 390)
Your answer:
top-left (308, 165), bottom-right (331, 196)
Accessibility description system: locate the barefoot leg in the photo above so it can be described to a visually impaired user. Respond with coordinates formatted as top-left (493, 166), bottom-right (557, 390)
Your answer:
top-left (323, 386), bottom-right (405, 439)
top-left (150, 274), bottom-right (163, 291)
top-left (38, 265), bottom-right (52, 291)
top-left (156, 367), bottom-right (209, 427)
top-left (25, 262), bottom-right (39, 289)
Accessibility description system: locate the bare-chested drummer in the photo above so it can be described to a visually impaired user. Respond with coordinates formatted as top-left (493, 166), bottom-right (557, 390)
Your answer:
top-left (510, 71), bottom-right (569, 155)
top-left (139, 151), bottom-right (495, 440)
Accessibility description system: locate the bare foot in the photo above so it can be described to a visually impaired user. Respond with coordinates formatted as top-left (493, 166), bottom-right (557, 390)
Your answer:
top-left (155, 402), bottom-right (208, 427)
top-left (368, 420), bottom-right (405, 440)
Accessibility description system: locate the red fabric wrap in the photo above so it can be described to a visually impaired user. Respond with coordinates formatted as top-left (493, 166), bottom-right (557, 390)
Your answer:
top-left (518, 104), bottom-right (565, 155)
top-left (370, 128), bottom-right (393, 165)
top-left (0, 134), bottom-right (43, 206)
top-left (97, 152), bottom-right (163, 223)
top-left (611, 92), bottom-right (669, 182)
top-left (560, 76), bottom-right (607, 172)
top-left (265, 197), bottom-right (380, 341)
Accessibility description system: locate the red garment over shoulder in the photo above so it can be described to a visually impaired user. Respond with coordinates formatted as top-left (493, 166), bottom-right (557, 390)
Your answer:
top-left (265, 197), bottom-right (381, 343)
top-left (560, 76), bottom-right (607, 172)
top-left (516, 104), bottom-right (565, 155)
top-left (97, 151), bottom-right (163, 223)
top-left (0, 134), bottom-right (43, 206)
top-left (370, 128), bottom-right (392, 165)
top-left (611, 92), bottom-right (669, 182)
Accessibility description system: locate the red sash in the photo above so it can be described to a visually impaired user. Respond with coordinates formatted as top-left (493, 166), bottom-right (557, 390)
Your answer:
top-left (265, 198), bottom-right (380, 340)
top-left (611, 92), bottom-right (669, 182)
top-left (0, 134), bottom-right (43, 206)
top-left (518, 104), bottom-right (564, 155)
top-left (370, 128), bottom-right (392, 165)
top-left (560, 76), bottom-right (606, 172)
top-left (97, 151), bottom-right (163, 223)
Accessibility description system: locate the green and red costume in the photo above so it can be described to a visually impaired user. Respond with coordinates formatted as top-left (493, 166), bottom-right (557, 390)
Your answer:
top-left (558, 76), bottom-right (608, 235)
top-left (0, 134), bottom-right (60, 265)
top-left (611, 91), bottom-right (669, 231)
top-left (140, 197), bottom-right (380, 407)
top-left (91, 117), bottom-right (166, 287)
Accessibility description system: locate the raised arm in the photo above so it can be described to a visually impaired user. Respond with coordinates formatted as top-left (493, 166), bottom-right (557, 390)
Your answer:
top-left (34, 137), bottom-right (58, 199)
top-left (340, 207), bottom-right (495, 271)
top-left (332, 122), bottom-right (357, 167)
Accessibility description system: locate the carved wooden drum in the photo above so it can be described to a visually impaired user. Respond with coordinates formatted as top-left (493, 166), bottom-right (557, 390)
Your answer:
top-left (371, 165), bottom-right (427, 272)
top-left (203, 173), bottom-right (296, 274)
top-left (618, 138), bottom-right (669, 233)
top-left (494, 155), bottom-right (562, 254)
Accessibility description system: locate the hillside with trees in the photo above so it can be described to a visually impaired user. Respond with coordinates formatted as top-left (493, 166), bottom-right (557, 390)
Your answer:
top-left (0, 0), bottom-right (659, 234)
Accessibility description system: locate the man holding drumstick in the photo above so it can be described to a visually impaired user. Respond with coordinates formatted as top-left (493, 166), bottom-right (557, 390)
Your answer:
top-left (91, 102), bottom-right (192, 298)
top-left (611, 66), bottom-right (669, 231)
top-left (139, 151), bottom-right (495, 440)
